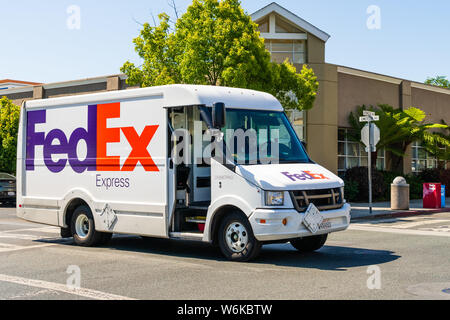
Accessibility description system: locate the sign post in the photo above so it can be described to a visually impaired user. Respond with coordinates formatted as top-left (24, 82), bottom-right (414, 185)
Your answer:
top-left (360, 111), bottom-right (380, 214)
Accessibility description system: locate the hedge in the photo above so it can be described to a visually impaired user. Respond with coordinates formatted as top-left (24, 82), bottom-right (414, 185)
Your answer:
top-left (343, 167), bottom-right (450, 202)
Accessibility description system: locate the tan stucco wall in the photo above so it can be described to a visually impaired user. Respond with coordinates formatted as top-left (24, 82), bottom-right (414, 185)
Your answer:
top-left (337, 72), bottom-right (401, 127)
top-left (306, 63), bottom-right (338, 173)
top-left (307, 34), bottom-right (325, 64)
top-left (411, 87), bottom-right (450, 124)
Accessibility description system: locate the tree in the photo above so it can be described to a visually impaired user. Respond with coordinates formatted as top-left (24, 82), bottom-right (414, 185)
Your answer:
top-left (0, 97), bottom-right (20, 174)
top-left (348, 104), bottom-right (449, 172)
top-left (121, 0), bottom-right (319, 111)
top-left (425, 76), bottom-right (450, 89)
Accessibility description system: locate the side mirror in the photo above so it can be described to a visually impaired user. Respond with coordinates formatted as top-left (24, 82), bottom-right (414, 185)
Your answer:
top-left (212, 102), bottom-right (226, 129)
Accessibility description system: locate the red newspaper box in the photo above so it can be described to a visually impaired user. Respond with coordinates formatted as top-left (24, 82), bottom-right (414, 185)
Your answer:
top-left (423, 183), bottom-right (441, 208)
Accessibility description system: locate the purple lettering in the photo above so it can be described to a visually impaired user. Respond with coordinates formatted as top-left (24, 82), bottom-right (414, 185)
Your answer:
top-left (43, 129), bottom-right (69, 173)
top-left (26, 110), bottom-right (46, 170)
top-left (282, 172), bottom-right (297, 182)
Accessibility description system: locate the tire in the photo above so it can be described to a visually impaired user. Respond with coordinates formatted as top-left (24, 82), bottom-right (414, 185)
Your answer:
top-left (290, 234), bottom-right (328, 253)
top-left (218, 211), bottom-right (261, 262)
top-left (70, 205), bottom-right (103, 247)
top-left (60, 227), bottom-right (72, 238)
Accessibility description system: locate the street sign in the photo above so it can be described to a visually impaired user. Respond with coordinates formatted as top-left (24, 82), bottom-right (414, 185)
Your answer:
top-left (361, 123), bottom-right (380, 151)
top-left (360, 114), bottom-right (379, 122)
top-left (359, 112), bottom-right (380, 215)
top-left (359, 116), bottom-right (370, 122)
top-left (363, 110), bottom-right (376, 117)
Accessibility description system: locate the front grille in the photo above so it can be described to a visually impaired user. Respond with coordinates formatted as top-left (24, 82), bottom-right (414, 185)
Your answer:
top-left (290, 188), bottom-right (344, 212)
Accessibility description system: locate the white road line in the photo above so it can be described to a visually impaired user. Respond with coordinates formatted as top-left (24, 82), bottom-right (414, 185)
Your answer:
top-left (0, 243), bottom-right (60, 253)
top-left (0, 274), bottom-right (136, 300)
top-left (0, 243), bottom-right (22, 249)
top-left (354, 219), bottom-right (450, 229)
top-left (349, 225), bottom-right (450, 237)
top-left (391, 220), bottom-right (450, 229)
top-left (0, 226), bottom-right (60, 234)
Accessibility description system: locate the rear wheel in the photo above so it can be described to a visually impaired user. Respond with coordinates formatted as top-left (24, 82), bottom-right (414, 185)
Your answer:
top-left (70, 205), bottom-right (103, 247)
top-left (290, 234), bottom-right (328, 253)
top-left (218, 212), bottom-right (261, 262)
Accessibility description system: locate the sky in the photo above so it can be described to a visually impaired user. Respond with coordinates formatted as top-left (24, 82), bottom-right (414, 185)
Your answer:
top-left (1, 0), bottom-right (449, 84)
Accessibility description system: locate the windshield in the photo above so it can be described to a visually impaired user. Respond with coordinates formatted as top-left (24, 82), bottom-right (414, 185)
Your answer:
top-left (221, 109), bottom-right (310, 165)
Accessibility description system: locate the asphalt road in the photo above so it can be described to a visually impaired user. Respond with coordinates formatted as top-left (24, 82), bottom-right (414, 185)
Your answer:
top-left (0, 206), bottom-right (449, 300)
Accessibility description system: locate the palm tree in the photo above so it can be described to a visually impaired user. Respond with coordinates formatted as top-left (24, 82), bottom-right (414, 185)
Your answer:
top-left (348, 104), bottom-right (449, 172)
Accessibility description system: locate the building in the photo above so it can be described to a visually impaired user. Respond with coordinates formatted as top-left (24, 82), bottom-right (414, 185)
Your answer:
top-left (0, 79), bottom-right (41, 90)
top-left (1, 2), bottom-right (449, 175)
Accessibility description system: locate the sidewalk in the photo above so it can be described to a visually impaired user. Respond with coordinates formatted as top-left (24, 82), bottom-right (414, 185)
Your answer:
top-left (350, 198), bottom-right (450, 221)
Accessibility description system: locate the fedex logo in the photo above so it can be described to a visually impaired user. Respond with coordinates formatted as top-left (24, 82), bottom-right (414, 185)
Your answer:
top-left (26, 103), bottom-right (159, 173)
top-left (282, 171), bottom-right (329, 181)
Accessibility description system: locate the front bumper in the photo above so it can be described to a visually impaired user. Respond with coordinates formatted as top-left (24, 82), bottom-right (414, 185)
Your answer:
top-left (0, 190), bottom-right (16, 201)
top-left (249, 203), bottom-right (351, 242)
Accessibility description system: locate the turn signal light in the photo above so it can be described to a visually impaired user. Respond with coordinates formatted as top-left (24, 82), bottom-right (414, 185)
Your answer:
top-left (282, 218), bottom-right (287, 226)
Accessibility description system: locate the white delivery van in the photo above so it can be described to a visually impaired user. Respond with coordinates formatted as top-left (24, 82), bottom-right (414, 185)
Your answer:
top-left (16, 84), bottom-right (350, 261)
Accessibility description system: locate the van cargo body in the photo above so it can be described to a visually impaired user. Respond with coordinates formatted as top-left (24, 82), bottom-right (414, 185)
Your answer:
top-left (17, 84), bottom-right (351, 261)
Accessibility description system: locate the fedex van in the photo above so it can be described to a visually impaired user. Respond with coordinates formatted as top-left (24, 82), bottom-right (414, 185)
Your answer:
top-left (16, 84), bottom-right (350, 261)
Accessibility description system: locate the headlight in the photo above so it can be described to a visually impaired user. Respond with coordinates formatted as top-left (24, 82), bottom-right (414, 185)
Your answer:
top-left (265, 191), bottom-right (284, 206)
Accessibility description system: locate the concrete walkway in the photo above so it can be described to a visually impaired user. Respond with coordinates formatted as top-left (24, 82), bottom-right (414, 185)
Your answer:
top-left (350, 198), bottom-right (450, 220)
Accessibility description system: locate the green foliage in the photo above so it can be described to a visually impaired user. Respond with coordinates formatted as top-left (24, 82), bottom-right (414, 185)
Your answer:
top-left (0, 97), bottom-right (20, 174)
top-left (343, 167), bottom-right (386, 202)
top-left (417, 168), bottom-right (450, 197)
top-left (346, 168), bottom-right (450, 202)
top-left (425, 76), bottom-right (450, 89)
top-left (121, 0), bottom-right (319, 111)
top-left (343, 179), bottom-right (359, 202)
top-left (348, 104), bottom-right (450, 171)
top-left (404, 174), bottom-right (424, 200)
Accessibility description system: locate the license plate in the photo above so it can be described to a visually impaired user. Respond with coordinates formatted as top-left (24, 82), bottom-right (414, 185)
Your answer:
top-left (303, 203), bottom-right (323, 234)
top-left (7, 192), bottom-right (15, 196)
top-left (319, 219), bottom-right (332, 230)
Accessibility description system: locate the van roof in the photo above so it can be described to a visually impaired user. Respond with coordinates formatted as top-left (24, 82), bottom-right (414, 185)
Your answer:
top-left (25, 84), bottom-right (284, 111)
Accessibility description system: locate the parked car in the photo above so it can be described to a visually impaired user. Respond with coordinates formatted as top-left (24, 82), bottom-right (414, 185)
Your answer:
top-left (0, 173), bottom-right (16, 207)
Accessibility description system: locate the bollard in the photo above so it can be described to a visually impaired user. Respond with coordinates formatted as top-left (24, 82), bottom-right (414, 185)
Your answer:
top-left (391, 176), bottom-right (410, 210)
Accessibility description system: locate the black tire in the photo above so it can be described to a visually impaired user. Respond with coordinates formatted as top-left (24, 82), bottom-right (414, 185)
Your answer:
top-left (218, 211), bottom-right (261, 262)
top-left (290, 234), bottom-right (328, 253)
top-left (70, 205), bottom-right (103, 247)
top-left (60, 227), bottom-right (72, 238)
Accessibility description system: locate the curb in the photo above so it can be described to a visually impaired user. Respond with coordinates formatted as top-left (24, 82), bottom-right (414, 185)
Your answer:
top-left (351, 208), bottom-right (450, 221)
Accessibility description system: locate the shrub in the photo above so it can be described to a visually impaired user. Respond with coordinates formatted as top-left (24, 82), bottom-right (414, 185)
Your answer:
top-left (380, 171), bottom-right (403, 200)
top-left (343, 167), bottom-right (386, 202)
top-left (438, 170), bottom-right (450, 197)
top-left (344, 180), bottom-right (359, 202)
top-left (405, 174), bottom-right (424, 200)
top-left (418, 168), bottom-right (440, 183)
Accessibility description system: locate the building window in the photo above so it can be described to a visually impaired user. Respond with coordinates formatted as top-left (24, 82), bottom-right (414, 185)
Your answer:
top-left (285, 109), bottom-right (305, 141)
top-left (265, 40), bottom-right (306, 64)
top-left (338, 128), bottom-right (385, 177)
top-left (411, 141), bottom-right (447, 172)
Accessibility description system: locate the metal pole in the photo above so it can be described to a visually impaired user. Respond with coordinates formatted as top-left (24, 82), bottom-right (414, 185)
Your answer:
top-left (368, 122), bottom-right (373, 214)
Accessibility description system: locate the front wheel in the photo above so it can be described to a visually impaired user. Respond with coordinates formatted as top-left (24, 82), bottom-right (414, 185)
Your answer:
top-left (218, 212), bottom-right (261, 262)
top-left (290, 234), bottom-right (328, 253)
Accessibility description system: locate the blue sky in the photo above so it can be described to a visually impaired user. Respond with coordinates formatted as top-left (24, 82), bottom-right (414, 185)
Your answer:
top-left (1, 0), bottom-right (449, 84)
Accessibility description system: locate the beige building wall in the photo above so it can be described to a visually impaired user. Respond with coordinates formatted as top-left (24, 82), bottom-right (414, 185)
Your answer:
top-left (337, 72), bottom-right (401, 127)
top-left (306, 63), bottom-right (338, 173)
